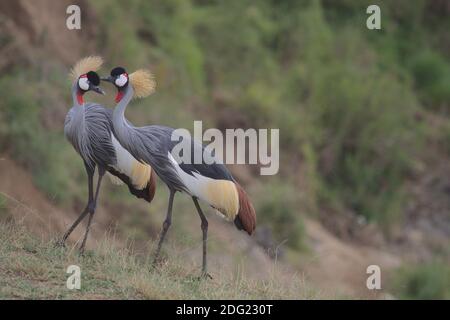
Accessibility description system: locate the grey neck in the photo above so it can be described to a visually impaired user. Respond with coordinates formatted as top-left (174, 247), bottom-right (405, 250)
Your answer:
top-left (71, 82), bottom-right (85, 128)
top-left (112, 85), bottom-right (134, 141)
top-left (72, 82), bottom-right (81, 107)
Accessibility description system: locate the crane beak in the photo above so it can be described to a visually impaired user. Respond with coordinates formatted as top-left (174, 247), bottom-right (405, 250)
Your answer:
top-left (91, 85), bottom-right (105, 95)
top-left (101, 76), bottom-right (114, 83)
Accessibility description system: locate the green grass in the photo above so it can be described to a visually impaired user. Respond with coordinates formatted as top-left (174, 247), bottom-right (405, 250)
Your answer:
top-left (391, 261), bottom-right (450, 300)
top-left (0, 194), bottom-right (9, 220)
top-left (0, 222), bottom-right (315, 299)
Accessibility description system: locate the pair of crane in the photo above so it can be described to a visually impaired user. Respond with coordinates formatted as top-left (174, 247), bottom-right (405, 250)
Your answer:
top-left (59, 56), bottom-right (256, 276)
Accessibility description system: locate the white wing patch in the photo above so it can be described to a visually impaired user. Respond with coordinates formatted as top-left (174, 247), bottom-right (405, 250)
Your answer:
top-left (110, 134), bottom-right (151, 189)
top-left (167, 152), bottom-right (239, 219)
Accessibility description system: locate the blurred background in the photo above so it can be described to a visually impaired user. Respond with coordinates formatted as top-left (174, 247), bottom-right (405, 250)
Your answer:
top-left (0, 0), bottom-right (449, 299)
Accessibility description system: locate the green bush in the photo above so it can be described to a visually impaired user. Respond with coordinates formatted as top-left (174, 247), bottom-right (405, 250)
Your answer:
top-left (391, 261), bottom-right (450, 299)
top-left (0, 73), bottom-right (84, 203)
top-left (256, 182), bottom-right (305, 250)
top-left (408, 50), bottom-right (450, 111)
top-left (311, 64), bottom-right (422, 226)
top-left (0, 76), bottom-right (42, 164)
top-left (273, 4), bottom-right (425, 227)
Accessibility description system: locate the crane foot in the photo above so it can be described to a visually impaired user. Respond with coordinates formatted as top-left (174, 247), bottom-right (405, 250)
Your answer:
top-left (199, 272), bottom-right (213, 280)
top-left (54, 238), bottom-right (66, 249)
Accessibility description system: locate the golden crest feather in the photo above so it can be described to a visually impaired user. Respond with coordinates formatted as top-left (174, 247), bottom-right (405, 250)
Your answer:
top-left (129, 69), bottom-right (156, 98)
top-left (70, 56), bottom-right (104, 80)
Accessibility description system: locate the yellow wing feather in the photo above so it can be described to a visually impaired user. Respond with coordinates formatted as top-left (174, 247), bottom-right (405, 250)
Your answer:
top-left (131, 160), bottom-right (152, 189)
top-left (203, 180), bottom-right (239, 220)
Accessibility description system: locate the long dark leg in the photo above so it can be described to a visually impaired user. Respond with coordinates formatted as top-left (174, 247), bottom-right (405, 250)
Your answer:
top-left (193, 197), bottom-right (209, 277)
top-left (79, 167), bottom-right (106, 253)
top-left (153, 189), bottom-right (175, 265)
top-left (57, 163), bottom-right (95, 247)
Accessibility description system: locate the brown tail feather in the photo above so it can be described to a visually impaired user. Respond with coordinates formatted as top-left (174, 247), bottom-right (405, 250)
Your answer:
top-left (234, 183), bottom-right (256, 235)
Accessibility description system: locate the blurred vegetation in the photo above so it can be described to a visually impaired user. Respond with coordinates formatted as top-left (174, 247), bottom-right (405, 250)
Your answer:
top-left (0, 73), bottom-right (85, 203)
top-left (0, 194), bottom-right (7, 218)
top-left (90, 0), bottom-right (448, 234)
top-left (391, 260), bottom-right (450, 299)
top-left (257, 181), bottom-right (305, 250)
top-left (0, 0), bottom-right (449, 253)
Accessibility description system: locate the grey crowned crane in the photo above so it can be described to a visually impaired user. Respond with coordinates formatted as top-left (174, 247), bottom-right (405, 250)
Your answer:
top-left (60, 57), bottom-right (157, 252)
top-left (102, 67), bottom-right (256, 276)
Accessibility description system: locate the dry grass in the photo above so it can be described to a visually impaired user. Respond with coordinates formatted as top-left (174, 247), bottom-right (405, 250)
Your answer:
top-left (0, 221), bottom-right (316, 300)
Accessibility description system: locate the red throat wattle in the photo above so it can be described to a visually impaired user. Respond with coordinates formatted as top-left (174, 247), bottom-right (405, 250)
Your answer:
top-left (115, 91), bottom-right (125, 102)
top-left (77, 92), bottom-right (84, 104)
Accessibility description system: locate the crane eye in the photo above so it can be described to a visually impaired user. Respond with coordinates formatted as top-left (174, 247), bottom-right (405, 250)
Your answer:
top-left (115, 74), bottom-right (128, 87)
top-left (78, 77), bottom-right (89, 91)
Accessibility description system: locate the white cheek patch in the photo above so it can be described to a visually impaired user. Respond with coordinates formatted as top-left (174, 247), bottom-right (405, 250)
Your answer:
top-left (78, 77), bottom-right (89, 91)
top-left (115, 74), bottom-right (128, 87)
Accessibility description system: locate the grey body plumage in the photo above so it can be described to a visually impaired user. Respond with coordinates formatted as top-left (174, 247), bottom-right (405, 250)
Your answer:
top-left (112, 84), bottom-right (233, 193)
top-left (64, 85), bottom-right (117, 170)
top-left (59, 74), bottom-right (156, 252)
top-left (59, 77), bottom-right (113, 251)
top-left (106, 69), bottom-right (249, 277)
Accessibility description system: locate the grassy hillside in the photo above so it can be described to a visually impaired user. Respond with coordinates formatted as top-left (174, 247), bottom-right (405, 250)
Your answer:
top-left (0, 222), bottom-right (314, 299)
top-left (0, 0), bottom-right (449, 299)
top-left (2, 0), bottom-right (448, 230)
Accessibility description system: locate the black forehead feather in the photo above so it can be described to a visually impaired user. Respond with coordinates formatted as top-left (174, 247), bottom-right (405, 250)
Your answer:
top-left (86, 71), bottom-right (100, 86)
top-left (111, 67), bottom-right (127, 76)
